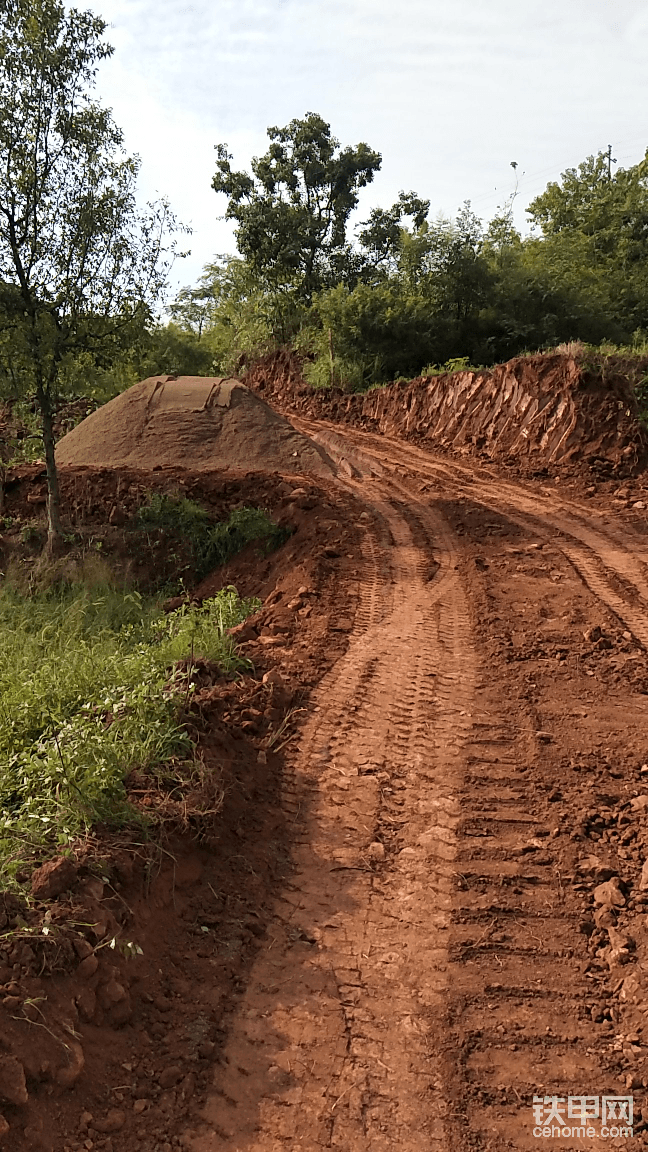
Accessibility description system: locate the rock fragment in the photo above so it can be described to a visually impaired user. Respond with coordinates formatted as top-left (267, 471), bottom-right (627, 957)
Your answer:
top-left (593, 877), bottom-right (626, 906)
top-left (94, 1109), bottom-right (126, 1133)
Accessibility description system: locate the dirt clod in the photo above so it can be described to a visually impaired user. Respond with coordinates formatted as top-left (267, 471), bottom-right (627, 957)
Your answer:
top-left (55, 1043), bottom-right (85, 1089)
top-left (93, 1110), bottom-right (125, 1134)
top-left (77, 956), bottom-right (98, 979)
top-left (0, 1055), bottom-right (28, 1105)
top-left (31, 856), bottom-right (78, 901)
top-left (158, 1066), bottom-right (182, 1090)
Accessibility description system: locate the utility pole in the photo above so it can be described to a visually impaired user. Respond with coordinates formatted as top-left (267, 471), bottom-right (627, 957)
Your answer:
top-left (606, 144), bottom-right (617, 180)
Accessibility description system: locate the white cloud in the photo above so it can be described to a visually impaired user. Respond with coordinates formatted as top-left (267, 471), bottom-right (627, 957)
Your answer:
top-left (84, 0), bottom-right (648, 291)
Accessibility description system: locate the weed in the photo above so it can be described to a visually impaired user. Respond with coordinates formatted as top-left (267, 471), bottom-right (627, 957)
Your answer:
top-left (419, 357), bottom-right (481, 377)
top-left (19, 522), bottom-right (43, 548)
top-left (135, 492), bottom-right (210, 537)
top-left (0, 583), bottom-right (258, 881)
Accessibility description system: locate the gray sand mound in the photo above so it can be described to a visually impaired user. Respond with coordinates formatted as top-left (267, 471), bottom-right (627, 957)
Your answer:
top-left (55, 375), bottom-right (336, 476)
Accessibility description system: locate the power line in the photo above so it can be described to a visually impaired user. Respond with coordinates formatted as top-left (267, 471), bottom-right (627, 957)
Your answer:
top-left (467, 136), bottom-right (646, 209)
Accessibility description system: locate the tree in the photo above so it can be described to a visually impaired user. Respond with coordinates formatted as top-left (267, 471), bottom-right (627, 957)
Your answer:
top-left (0, 0), bottom-right (186, 550)
top-left (138, 322), bottom-right (217, 378)
top-left (212, 113), bottom-right (381, 302)
top-left (527, 149), bottom-right (648, 337)
top-left (357, 191), bottom-right (430, 275)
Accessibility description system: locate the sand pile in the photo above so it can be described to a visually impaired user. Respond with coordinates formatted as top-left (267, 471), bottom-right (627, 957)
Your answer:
top-left (55, 376), bottom-right (336, 476)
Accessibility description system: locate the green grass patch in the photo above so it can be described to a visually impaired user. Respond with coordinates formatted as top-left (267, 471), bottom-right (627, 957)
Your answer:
top-left (134, 494), bottom-right (292, 583)
top-left (0, 583), bottom-right (258, 882)
top-left (419, 357), bottom-right (482, 378)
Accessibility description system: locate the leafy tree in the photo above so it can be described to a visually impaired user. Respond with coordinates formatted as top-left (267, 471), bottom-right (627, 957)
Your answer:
top-left (183, 256), bottom-right (309, 371)
top-left (305, 280), bottom-right (443, 389)
top-left (527, 149), bottom-right (648, 338)
top-left (212, 113), bottom-right (381, 302)
top-left (137, 322), bottom-right (216, 378)
top-left (168, 279), bottom-right (218, 338)
top-left (357, 191), bottom-right (430, 276)
top-left (0, 0), bottom-right (185, 549)
top-left (200, 137), bottom-right (648, 388)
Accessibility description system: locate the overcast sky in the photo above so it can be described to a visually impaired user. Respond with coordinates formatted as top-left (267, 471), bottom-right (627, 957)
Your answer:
top-left (87, 0), bottom-right (648, 297)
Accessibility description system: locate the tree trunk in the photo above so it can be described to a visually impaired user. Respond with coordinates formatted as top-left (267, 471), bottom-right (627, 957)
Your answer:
top-left (38, 386), bottom-right (64, 552)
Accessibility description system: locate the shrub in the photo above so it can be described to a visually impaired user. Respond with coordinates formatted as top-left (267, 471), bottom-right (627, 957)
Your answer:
top-left (135, 494), bottom-right (291, 582)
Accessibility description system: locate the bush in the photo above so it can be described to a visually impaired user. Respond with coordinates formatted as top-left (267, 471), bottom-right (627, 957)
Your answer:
top-left (135, 494), bottom-right (291, 582)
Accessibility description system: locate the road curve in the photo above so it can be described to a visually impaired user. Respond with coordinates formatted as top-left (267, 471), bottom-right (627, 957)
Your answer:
top-left (185, 420), bottom-right (648, 1152)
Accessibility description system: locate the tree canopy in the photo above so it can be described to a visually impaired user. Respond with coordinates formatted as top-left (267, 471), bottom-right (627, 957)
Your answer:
top-left (212, 113), bottom-right (381, 302)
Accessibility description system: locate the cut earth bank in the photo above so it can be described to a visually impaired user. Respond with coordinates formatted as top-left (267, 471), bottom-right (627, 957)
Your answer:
top-left (2, 355), bottom-right (648, 1149)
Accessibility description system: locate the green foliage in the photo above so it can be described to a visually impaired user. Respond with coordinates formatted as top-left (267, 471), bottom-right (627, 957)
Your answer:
top-left (150, 129), bottom-right (648, 393)
top-left (357, 191), bottom-right (431, 275)
top-left (302, 280), bottom-right (441, 389)
top-left (134, 494), bottom-right (291, 582)
top-left (0, 0), bottom-right (186, 540)
top-left (0, 584), bottom-right (257, 878)
top-left (162, 257), bottom-right (311, 376)
top-left (420, 357), bottom-right (481, 377)
top-left (135, 492), bottom-right (211, 536)
top-left (213, 113), bottom-right (381, 302)
top-left (136, 322), bottom-right (217, 379)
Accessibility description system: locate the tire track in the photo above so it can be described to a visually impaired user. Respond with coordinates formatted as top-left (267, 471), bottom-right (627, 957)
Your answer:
top-left (295, 421), bottom-right (640, 1150)
top-left (184, 480), bottom-right (473, 1151)
top-left (183, 414), bottom-right (642, 1150)
top-left (303, 418), bottom-right (648, 648)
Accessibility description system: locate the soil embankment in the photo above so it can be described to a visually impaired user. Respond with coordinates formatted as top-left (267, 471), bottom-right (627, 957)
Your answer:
top-left (246, 349), bottom-right (648, 473)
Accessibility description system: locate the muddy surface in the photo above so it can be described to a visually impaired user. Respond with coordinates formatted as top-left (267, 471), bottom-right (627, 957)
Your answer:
top-left (3, 420), bottom-right (648, 1148)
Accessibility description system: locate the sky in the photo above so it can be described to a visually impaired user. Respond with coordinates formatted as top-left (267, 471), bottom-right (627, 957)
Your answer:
top-left (86, 0), bottom-right (648, 297)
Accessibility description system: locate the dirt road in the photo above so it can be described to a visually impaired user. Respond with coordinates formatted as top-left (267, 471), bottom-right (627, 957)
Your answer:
top-left (183, 421), bottom-right (648, 1152)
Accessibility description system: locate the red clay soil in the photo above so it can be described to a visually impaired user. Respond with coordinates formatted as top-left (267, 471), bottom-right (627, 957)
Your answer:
top-left (4, 400), bottom-right (648, 1148)
top-left (0, 468), bottom-right (363, 1151)
top-left (245, 349), bottom-right (648, 475)
top-left (0, 463), bottom-right (349, 592)
top-left (54, 376), bottom-right (336, 478)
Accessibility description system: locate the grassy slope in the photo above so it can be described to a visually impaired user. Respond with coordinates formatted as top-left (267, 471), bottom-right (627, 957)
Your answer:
top-left (0, 584), bottom-right (258, 881)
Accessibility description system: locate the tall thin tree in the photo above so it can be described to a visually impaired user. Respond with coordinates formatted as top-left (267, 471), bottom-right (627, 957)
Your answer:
top-left (0, 0), bottom-right (186, 550)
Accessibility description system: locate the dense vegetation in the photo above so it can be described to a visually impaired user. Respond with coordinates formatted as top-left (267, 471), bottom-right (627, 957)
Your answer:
top-left (153, 123), bottom-right (648, 392)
